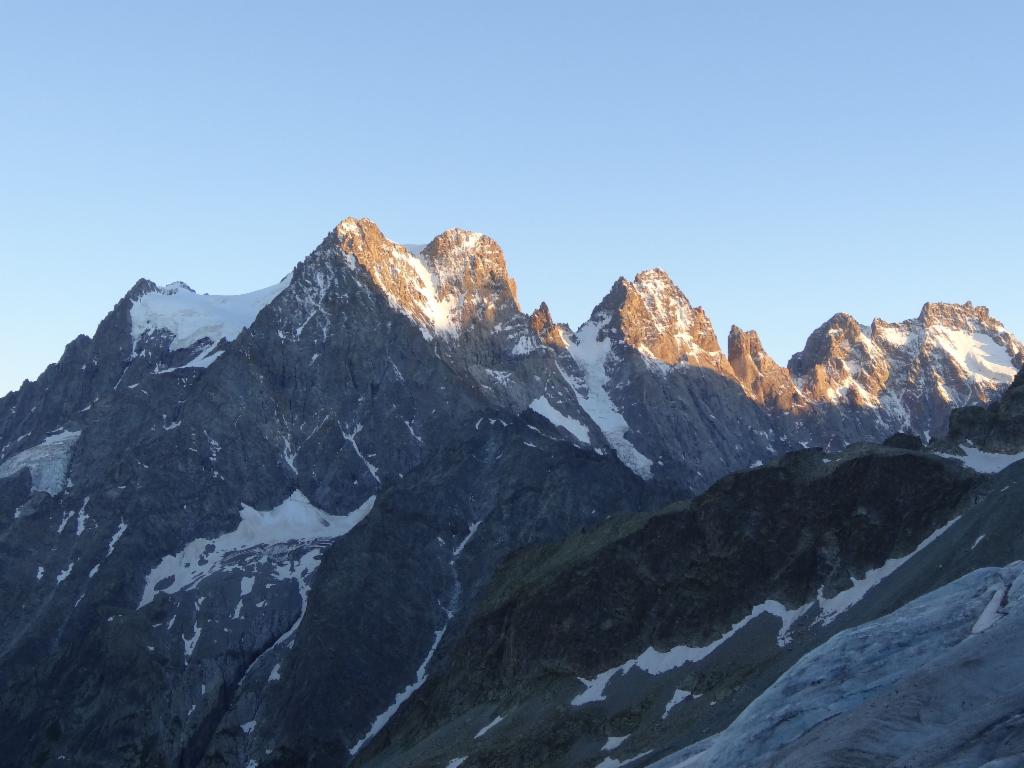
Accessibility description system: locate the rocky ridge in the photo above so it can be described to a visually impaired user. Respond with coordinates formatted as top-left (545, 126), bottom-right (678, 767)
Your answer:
top-left (0, 215), bottom-right (1021, 768)
top-left (360, 359), bottom-right (1024, 768)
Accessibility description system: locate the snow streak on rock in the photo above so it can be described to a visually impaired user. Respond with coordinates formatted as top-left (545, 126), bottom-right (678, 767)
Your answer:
top-left (572, 599), bottom-right (810, 705)
top-left (139, 491), bottom-right (374, 607)
top-left (566, 315), bottom-right (653, 478)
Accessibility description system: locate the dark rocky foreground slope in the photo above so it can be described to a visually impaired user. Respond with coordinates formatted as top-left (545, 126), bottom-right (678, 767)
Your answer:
top-left (361, 370), bottom-right (1024, 768)
top-left (0, 216), bottom-right (1021, 767)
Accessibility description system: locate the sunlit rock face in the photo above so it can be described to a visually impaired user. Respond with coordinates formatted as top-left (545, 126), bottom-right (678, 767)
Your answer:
top-left (788, 301), bottom-right (1024, 438)
top-left (0, 215), bottom-right (1020, 768)
top-left (728, 325), bottom-right (804, 411)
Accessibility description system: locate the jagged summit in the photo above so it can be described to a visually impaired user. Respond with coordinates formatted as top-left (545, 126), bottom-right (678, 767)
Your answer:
top-left (586, 268), bottom-right (727, 371)
top-left (919, 299), bottom-right (989, 325)
top-left (788, 312), bottom-right (883, 406)
top-left (96, 217), bottom-right (1024, 453)
top-left (4, 212), bottom-right (1024, 768)
top-left (529, 302), bottom-right (569, 349)
top-left (420, 227), bottom-right (519, 319)
top-left (785, 301), bottom-right (1024, 436)
top-left (327, 217), bottom-right (518, 336)
top-left (728, 325), bottom-right (803, 411)
top-left (124, 277), bottom-right (160, 302)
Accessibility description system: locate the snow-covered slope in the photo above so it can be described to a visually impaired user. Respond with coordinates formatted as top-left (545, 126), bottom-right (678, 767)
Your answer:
top-left (564, 313), bottom-right (655, 478)
top-left (789, 302), bottom-right (1024, 437)
top-left (545, 271), bottom-right (791, 490)
top-left (130, 276), bottom-right (292, 366)
top-left (657, 562), bottom-right (1024, 768)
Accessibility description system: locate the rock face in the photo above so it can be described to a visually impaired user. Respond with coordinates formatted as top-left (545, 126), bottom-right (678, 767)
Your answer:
top-left (546, 275), bottom-right (787, 490)
top-left (0, 219), bottom-right (650, 768)
top-left (728, 326), bottom-right (803, 411)
top-left (528, 302), bottom-right (569, 350)
top-left (361, 367), bottom-right (1024, 768)
top-left (0, 215), bottom-right (1021, 768)
top-left (946, 364), bottom-right (1024, 453)
top-left (606, 269), bottom-right (728, 371)
top-left (788, 301), bottom-right (1024, 439)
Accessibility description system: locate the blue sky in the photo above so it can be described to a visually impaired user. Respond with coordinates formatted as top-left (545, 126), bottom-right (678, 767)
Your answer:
top-left (2, 1), bottom-right (1022, 396)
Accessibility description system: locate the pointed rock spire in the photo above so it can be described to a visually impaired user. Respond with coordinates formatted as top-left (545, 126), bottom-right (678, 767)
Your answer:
top-left (587, 268), bottom-right (728, 371)
top-left (529, 302), bottom-right (570, 349)
top-left (728, 326), bottom-right (802, 411)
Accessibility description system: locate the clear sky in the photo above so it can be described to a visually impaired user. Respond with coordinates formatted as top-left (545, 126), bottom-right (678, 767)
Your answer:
top-left (2, 2), bottom-right (1022, 396)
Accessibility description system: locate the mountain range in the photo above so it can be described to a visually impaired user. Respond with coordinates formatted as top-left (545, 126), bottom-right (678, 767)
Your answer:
top-left (1, 217), bottom-right (1022, 768)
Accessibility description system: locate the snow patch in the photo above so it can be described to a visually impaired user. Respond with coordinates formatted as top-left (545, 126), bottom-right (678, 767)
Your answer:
top-left (566, 317), bottom-right (653, 478)
top-left (139, 492), bottom-right (375, 607)
top-left (930, 327), bottom-right (1018, 382)
top-left (349, 622), bottom-right (448, 756)
top-left (814, 516), bottom-right (960, 625)
top-left (662, 689), bottom-right (692, 719)
top-left (453, 521), bottom-right (481, 560)
top-left (573, 600), bottom-right (809, 706)
top-left (0, 430), bottom-right (80, 495)
top-left (107, 520), bottom-right (128, 556)
top-left (342, 423), bottom-right (380, 484)
top-left (131, 277), bottom-right (291, 354)
top-left (529, 397), bottom-right (591, 444)
top-left (938, 445), bottom-right (1024, 474)
top-left (75, 498), bottom-right (90, 536)
top-left (595, 750), bottom-right (654, 768)
top-left (971, 584), bottom-right (1007, 634)
top-left (603, 735), bottom-right (630, 752)
top-left (475, 714), bottom-right (503, 739)
top-left (183, 620), bottom-right (201, 659)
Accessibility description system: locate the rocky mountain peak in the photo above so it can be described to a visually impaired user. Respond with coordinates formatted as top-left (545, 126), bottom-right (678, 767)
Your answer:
top-left (332, 216), bottom-right (391, 261)
top-left (328, 217), bottom-right (519, 337)
top-left (124, 278), bottom-right (160, 302)
top-left (917, 300), bottom-right (989, 327)
top-left (787, 302), bottom-right (1024, 438)
top-left (727, 326), bottom-right (803, 411)
top-left (787, 312), bottom-right (889, 406)
top-left (591, 268), bottom-right (726, 370)
top-left (419, 227), bottom-right (520, 319)
top-left (529, 302), bottom-right (569, 349)
top-left (913, 301), bottom-right (1023, 372)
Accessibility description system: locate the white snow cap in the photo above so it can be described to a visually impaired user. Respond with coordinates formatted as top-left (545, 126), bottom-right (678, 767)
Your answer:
top-left (130, 275), bottom-right (292, 354)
